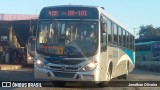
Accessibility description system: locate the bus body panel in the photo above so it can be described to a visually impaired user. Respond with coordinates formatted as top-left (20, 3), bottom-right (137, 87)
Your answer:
top-left (34, 47), bottom-right (135, 81)
top-left (100, 46), bottom-right (135, 80)
top-left (34, 54), bottom-right (101, 81)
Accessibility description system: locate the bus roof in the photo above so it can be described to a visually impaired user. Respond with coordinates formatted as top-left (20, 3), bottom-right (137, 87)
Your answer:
top-left (41, 5), bottom-right (133, 36)
top-left (99, 7), bottom-right (133, 36)
top-left (42, 5), bottom-right (99, 9)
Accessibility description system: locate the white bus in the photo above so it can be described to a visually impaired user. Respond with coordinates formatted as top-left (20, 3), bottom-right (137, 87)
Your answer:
top-left (26, 36), bottom-right (36, 64)
top-left (34, 5), bottom-right (135, 87)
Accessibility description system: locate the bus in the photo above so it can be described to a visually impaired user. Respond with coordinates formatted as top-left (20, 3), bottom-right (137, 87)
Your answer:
top-left (26, 36), bottom-right (36, 64)
top-left (34, 5), bottom-right (135, 87)
top-left (136, 41), bottom-right (160, 61)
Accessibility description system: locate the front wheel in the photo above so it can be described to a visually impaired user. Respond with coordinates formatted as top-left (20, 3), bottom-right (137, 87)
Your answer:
top-left (97, 67), bottom-right (112, 87)
top-left (52, 81), bottom-right (66, 87)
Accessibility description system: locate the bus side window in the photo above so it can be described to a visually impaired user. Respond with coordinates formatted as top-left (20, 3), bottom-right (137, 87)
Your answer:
top-left (121, 28), bottom-right (123, 47)
top-left (127, 33), bottom-right (130, 49)
top-left (122, 30), bottom-right (126, 47)
top-left (101, 20), bottom-right (107, 51)
top-left (113, 24), bottom-right (117, 46)
top-left (107, 20), bottom-right (112, 46)
top-left (133, 36), bottom-right (135, 50)
top-left (130, 34), bottom-right (132, 49)
top-left (126, 32), bottom-right (129, 48)
top-left (118, 27), bottom-right (122, 47)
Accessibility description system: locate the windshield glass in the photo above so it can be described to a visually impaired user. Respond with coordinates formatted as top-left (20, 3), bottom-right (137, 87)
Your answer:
top-left (36, 20), bottom-right (98, 57)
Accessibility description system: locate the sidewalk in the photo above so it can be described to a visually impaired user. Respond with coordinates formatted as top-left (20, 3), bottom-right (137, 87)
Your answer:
top-left (0, 64), bottom-right (33, 70)
top-left (0, 64), bottom-right (22, 70)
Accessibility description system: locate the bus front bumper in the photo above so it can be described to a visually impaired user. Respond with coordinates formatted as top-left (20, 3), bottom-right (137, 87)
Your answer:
top-left (34, 65), bottom-right (99, 81)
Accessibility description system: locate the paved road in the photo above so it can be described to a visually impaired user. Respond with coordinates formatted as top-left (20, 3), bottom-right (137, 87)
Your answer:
top-left (0, 68), bottom-right (34, 81)
top-left (0, 68), bottom-right (160, 90)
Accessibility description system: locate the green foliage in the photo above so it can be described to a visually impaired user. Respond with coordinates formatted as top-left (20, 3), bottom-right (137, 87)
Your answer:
top-left (138, 25), bottom-right (160, 39)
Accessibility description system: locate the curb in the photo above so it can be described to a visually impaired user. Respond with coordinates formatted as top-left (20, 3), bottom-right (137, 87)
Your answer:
top-left (0, 64), bottom-right (22, 70)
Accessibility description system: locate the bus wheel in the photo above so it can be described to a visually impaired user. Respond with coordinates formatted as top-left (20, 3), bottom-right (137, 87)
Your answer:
top-left (97, 67), bottom-right (112, 87)
top-left (52, 81), bottom-right (66, 87)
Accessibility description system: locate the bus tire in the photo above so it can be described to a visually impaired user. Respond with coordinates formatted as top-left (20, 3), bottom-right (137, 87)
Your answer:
top-left (52, 81), bottom-right (66, 87)
top-left (97, 66), bottom-right (112, 87)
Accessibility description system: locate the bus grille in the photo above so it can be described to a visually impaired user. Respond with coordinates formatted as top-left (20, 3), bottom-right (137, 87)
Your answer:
top-left (46, 58), bottom-right (84, 65)
top-left (52, 72), bottom-right (76, 78)
top-left (50, 66), bottom-right (61, 70)
top-left (49, 66), bottom-right (78, 71)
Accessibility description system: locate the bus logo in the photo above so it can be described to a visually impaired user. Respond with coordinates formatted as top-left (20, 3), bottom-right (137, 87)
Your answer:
top-left (61, 66), bottom-right (66, 71)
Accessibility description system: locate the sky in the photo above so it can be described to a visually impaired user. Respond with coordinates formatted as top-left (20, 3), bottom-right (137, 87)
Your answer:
top-left (0, 0), bottom-right (160, 36)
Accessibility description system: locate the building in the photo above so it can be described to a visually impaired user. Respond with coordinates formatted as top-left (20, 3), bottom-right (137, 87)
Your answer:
top-left (0, 14), bottom-right (38, 48)
top-left (0, 14), bottom-right (37, 21)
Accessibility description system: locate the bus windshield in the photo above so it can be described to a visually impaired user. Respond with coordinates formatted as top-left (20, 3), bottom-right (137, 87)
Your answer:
top-left (36, 20), bottom-right (98, 57)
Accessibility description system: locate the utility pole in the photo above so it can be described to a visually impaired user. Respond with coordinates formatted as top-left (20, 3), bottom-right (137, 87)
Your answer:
top-left (133, 28), bottom-right (138, 38)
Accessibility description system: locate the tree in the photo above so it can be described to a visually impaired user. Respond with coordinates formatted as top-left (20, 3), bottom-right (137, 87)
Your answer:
top-left (138, 25), bottom-right (160, 39)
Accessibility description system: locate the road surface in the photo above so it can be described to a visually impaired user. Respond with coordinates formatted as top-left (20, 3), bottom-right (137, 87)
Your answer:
top-left (0, 68), bottom-right (160, 90)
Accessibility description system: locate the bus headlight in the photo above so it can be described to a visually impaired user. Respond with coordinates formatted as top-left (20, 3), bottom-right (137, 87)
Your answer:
top-left (35, 60), bottom-right (48, 69)
top-left (80, 60), bottom-right (98, 71)
top-left (28, 56), bottom-right (32, 60)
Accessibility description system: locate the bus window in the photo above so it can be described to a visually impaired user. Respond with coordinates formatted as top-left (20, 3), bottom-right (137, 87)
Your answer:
top-left (37, 20), bottom-right (98, 56)
top-left (130, 34), bottom-right (132, 49)
top-left (128, 33), bottom-right (130, 49)
top-left (126, 32), bottom-right (128, 48)
top-left (133, 36), bottom-right (135, 50)
top-left (123, 30), bottom-right (126, 47)
top-left (121, 28), bottom-right (123, 47)
top-left (111, 22), bottom-right (114, 45)
top-left (101, 20), bottom-right (107, 51)
top-left (118, 27), bottom-right (122, 46)
top-left (39, 21), bottom-right (51, 43)
top-left (107, 20), bottom-right (112, 45)
top-left (114, 24), bottom-right (117, 46)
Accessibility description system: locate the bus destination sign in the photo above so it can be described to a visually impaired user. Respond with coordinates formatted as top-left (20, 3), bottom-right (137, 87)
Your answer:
top-left (39, 7), bottom-right (98, 19)
top-left (48, 10), bottom-right (87, 17)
